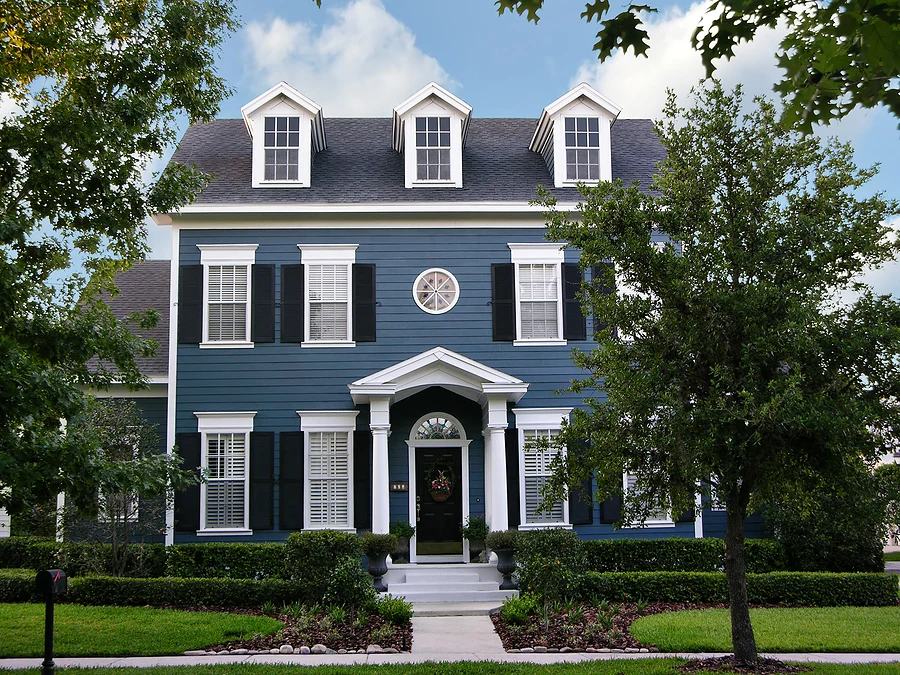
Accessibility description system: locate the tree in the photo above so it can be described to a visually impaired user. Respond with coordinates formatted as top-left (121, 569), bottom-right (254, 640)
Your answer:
top-left (63, 399), bottom-right (196, 577)
top-left (0, 1), bottom-right (237, 515)
top-left (496, 0), bottom-right (900, 131)
top-left (539, 83), bottom-right (899, 664)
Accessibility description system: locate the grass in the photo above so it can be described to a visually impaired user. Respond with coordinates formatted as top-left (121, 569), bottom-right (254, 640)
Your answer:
top-left (631, 607), bottom-right (900, 653)
top-left (5, 663), bottom-right (900, 675)
top-left (885, 552), bottom-right (900, 561)
top-left (0, 603), bottom-right (282, 657)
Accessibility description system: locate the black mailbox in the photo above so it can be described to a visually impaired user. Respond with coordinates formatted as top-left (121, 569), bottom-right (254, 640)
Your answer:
top-left (35, 570), bottom-right (67, 597)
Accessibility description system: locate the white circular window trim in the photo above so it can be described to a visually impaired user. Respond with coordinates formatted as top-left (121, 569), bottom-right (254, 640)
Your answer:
top-left (413, 268), bottom-right (460, 314)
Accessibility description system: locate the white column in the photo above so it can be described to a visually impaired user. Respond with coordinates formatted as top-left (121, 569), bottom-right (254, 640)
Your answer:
top-left (370, 395), bottom-right (392, 534)
top-left (482, 430), bottom-right (493, 526)
top-left (484, 393), bottom-right (510, 532)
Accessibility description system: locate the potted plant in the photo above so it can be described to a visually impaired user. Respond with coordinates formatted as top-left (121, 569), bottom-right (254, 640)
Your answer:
top-left (485, 529), bottom-right (519, 590)
top-left (460, 515), bottom-right (489, 562)
top-left (389, 520), bottom-right (415, 564)
top-left (361, 532), bottom-right (397, 592)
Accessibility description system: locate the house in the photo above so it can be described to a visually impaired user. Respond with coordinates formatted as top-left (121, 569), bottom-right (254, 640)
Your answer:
top-left (131, 81), bottom-right (763, 560)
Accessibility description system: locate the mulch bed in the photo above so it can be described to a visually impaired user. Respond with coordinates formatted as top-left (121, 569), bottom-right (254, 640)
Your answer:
top-left (492, 600), bottom-right (716, 652)
top-left (678, 656), bottom-right (811, 674)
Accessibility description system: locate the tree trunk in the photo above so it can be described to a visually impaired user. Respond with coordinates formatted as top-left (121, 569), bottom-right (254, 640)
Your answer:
top-left (724, 505), bottom-right (757, 664)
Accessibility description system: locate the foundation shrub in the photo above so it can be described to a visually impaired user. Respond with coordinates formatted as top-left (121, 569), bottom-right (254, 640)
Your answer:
top-left (515, 528), bottom-right (586, 601)
top-left (0, 538), bottom-right (166, 577)
top-left (284, 530), bottom-right (362, 602)
top-left (323, 557), bottom-right (376, 609)
top-left (166, 543), bottom-right (286, 579)
top-left (581, 538), bottom-right (786, 574)
top-left (0, 569), bottom-right (39, 602)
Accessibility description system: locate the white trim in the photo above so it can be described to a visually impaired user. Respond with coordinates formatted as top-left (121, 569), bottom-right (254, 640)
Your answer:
top-left (298, 245), bottom-right (356, 346)
top-left (508, 242), bottom-right (566, 264)
top-left (621, 472), bottom-right (676, 528)
top-left (513, 339), bottom-right (567, 347)
top-left (513, 408), bottom-right (572, 529)
top-left (194, 411), bottom-right (257, 432)
top-left (296, 410), bottom-right (360, 431)
top-left (297, 244), bottom-right (359, 262)
top-left (512, 258), bottom-right (565, 344)
top-left (197, 244), bottom-right (259, 264)
top-left (511, 407), bottom-right (572, 428)
top-left (198, 245), bottom-right (256, 347)
top-left (392, 82), bottom-right (472, 154)
top-left (199, 341), bottom-right (254, 349)
top-left (413, 268), bottom-right (460, 314)
top-left (161, 202), bottom-right (581, 217)
top-left (196, 528), bottom-right (253, 536)
top-left (90, 383), bottom-right (168, 398)
top-left (407, 412), bottom-right (470, 564)
top-left (694, 492), bottom-right (704, 539)
top-left (165, 227), bottom-right (180, 546)
top-left (297, 411), bottom-right (359, 531)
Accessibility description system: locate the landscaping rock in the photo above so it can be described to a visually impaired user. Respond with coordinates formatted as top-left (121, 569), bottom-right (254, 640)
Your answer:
top-left (366, 644), bottom-right (383, 654)
top-left (311, 644), bottom-right (327, 654)
top-left (232, 649), bottom-right (248, 655)
top-left (585, 648), bottom-right (597, 653)
top-left (269, 649), bottom-right (281, 654)
top-left (325, 648), bottom-right (337, 654)
top-left (547, 648), bottom-right (559, 653)
top-left (639, 648), bottom-right (649, 653)
top-left (625, 647), bottom-right (639, 653)
top-left (337, 649), bottom-right (348, 654)
top-left (611, 648), bottom-right (624, 653)
top-left (534, 646), bottom-right (548, 653)
top-left (184, 651), bottom-right (207, 656)
top-left (216, 650), bottom-right (230, 655)
top-left (383, 647), bottom-right (399, 654)
top-left (560, 647), bottom-right (573, 653)
top-left (279, 645), bottom-right (293, 654)
top-left (520, 647), bottom-right (534, 653)
top-left (508, 649), bottom-right (521, 653)
top-left (298, 646), bottom-right (311, 655)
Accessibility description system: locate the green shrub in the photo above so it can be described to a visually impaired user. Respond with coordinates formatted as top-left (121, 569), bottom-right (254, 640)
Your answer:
top-left (284, 530), bottom-right (362, 602)
top-left (389, 521), bottom-right (415, 540)
top-left (499, 593), bottom-right (539, 625)
top-left (485, 529), bottom-right (519, 551)
top-left (373, 594), bottom-right (414, 625)
top-left (460, 516), bottom-right (489, 541)
top-left (579, 571), bottom-right (898, 606)
top-left (166, 543), bottom-right (286, 579)
top-left (515, 528), bottom-right (585, 601)
top-left (65, 576), bottom-right (308, 607)
top-left (581, 538), bottom-right (786, 574)
top-left (0, 538), bottom-right (166, 577)
top-left (323, 558), bottom-right (376, 609)
top-left (0, 569), bottom-right (40, 602)
top-left (360, 533), bottom-right (397, 557)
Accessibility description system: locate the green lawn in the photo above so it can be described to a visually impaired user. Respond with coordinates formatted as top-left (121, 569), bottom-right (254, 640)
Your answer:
top-left (631, 607), bottom-right (900, 653)
top-left (0, 604), bottom-right (282, 657)
top-left (885, 552), bottom-right (900, 562)
top-left (5, 663), bottom-right (900, 675)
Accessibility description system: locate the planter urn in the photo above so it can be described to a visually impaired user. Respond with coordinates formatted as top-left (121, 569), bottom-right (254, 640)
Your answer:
top-left (392, 537), bottom-right (410, 565)
top-left (469, 538), bottom-right (486, 563)
top-left (367, 552), bottom-right (389, 592)
top-left (494, 548), bottom-right (517, 590)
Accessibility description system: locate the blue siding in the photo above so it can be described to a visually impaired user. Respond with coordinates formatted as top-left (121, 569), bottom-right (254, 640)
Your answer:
top-left (129, 397), bottom-right (167, 455)
top-left (702, 510), bottom-right (769, 539)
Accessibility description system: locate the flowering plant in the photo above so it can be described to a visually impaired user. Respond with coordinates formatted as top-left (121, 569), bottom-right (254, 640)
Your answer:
top-left (430, 470), bottom-right (452, 493)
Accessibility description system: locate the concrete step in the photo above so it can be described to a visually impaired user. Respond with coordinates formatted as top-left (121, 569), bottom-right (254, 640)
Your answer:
top-left (390, 581), bottom-right (500, 593)
top-left (411, 602), bottom-right (505, 616)
top-left (400, 572), bottom-right (482, 584)
top-left (388, 589), bottom-right (518, 604)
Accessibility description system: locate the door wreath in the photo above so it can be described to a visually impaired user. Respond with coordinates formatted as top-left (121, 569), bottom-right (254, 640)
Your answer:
top-left (426, 464), bottom-right (455, 502)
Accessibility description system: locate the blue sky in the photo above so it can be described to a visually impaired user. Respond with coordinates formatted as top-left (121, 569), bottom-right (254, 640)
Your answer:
top-left (148, 0), bottom-right (899, 295)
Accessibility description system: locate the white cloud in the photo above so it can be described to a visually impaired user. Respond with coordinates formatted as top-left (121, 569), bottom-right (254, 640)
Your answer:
top-left (571, 2), bottom-right (785, 121)
top-left (243, 0), bottom-right (455, 116)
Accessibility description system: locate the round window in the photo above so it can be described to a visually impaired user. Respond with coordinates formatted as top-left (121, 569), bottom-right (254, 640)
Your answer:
top-left (413, 268), bottom-right (460, 314)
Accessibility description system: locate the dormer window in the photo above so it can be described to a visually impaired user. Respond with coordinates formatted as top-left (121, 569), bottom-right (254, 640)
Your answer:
top-left (564, 117), bottom-right (600, 181)
top-left (416, 116), bottom-right (451, 180)
top-left (264, 116), bottom-right (300, 181)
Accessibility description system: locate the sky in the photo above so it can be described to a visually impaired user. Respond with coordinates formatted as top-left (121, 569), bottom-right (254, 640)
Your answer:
top-left (147, 0), bottom-right (899, 296)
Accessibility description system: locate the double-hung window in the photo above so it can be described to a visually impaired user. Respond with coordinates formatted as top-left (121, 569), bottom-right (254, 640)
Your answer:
top-left (263, 116), bottom-right (301, 182)
top-left (508, 243), bottom-right (566, 345)
top-left (195, 412), bottom-right (255, 535)
top-left (298, 411), bottom-right (358, 532)
top-left (415, 116), bottom-right (451, 181)
top-left (298, 245), bottom-right (357, 346)
top-left (198, 244), bottom-right (258, 348)
top-left (623, 472), bottom-right (674, 527)
top-left (513, 408), bottom-right (572, 529)
top-left (564, 117), bottom-right (600, 181)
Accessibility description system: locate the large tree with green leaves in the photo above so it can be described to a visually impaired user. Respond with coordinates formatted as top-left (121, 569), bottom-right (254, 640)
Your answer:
top-left (540, 83), bottom-right (899, 664)
top-left (0, 0), bottom-right (236, 515)
top-left (496, 0), bottom-right (900, 131)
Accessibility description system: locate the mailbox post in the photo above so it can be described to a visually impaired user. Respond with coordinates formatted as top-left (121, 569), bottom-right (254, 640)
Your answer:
top-left (35, 569), bottom-right (67, 675)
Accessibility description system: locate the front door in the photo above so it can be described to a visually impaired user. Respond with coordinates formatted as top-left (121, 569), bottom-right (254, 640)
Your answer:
top-left (415, 447), bottom-right (463, 556)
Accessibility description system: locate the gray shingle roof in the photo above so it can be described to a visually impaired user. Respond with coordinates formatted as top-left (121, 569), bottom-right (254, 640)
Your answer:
top-left (170, 118), bottom-right (664, 204)
top-left (87, 260), bottom-right (170, 377)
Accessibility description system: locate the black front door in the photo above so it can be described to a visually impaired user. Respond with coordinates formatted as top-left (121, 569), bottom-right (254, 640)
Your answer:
top-left (415, 447), bottom-right (463, 556)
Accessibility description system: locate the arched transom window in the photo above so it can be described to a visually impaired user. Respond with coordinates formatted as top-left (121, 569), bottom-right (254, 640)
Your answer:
top-left (415, 416), bottom-right (462, 440)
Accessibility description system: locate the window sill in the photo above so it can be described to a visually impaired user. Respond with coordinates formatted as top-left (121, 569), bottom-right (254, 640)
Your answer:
top-left (412, 180), bottom-right (457, 188)
top-left (513, 339), bottom-right (568, 347)
top-left (303, 526), bottom-right (356, 533)
top-left (623, 521), bottom-right (675, 529)
top-left (196, 528), bottom-right (253, 536)
top-left (254, 180), bottom-right (309, 189)
top-left (301, 341), bottom-right (356, 348)
top-left (199, 341), bottom-right (254, 349)
top-left (518, 522), bottom-right (572, 530)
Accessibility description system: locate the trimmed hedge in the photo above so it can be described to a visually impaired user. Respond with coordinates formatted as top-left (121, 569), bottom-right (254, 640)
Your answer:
top-left (581, 538), bottom-right (786, 574)
top-left (284, 530), bottom-right (361, 600)
top-left (0, 537), bottom-right (166, 578)
top-left (166, 543), bottom-right (286, 580)
top-left (0, 569), bottom-right (39, 603)
top-left (580, 571), bottom-right (899, 606)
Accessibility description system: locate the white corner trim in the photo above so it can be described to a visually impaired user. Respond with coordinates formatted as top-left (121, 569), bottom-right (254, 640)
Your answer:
top-left (508, 242), bottom-right (566, 264)
top-left (168, 201), bottom-right (582, 216)
top-left (512, 407), bottom-right (573, 429)
top-left (296, 410), bottom-right (360, 432)
top-left (297, 244), bottom-right (358, 263)
top-left (194, 411), bottom-right (256, 433)
top-left (197, 244), bottom-right (258, 265)
top-left (165, 228), bottom-right (180, 547)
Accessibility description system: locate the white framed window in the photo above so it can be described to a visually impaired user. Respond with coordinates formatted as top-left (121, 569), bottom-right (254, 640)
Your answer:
top-left (415, 116), bottom-right (451, 181)
top-left (298, 245), bottom-right (358, 347)
top-left (623, 472), bottom-right (674, 528)
top-left (513, 408), bottom-right (572, 529)
top-left (263, 116), bottom-right (301, 181)
top-left (413, 268), bottom-right (460, 314)
top-left (564, 116), bottom-right (600, 181)
top-left (297, 410), bottom-right (359, 532)
top-left (194, 412), bottom-right (256, 535)
top-left (508, 243), bottom-right (566, 346)
top-left (198, 244), bottom-right (258, 349)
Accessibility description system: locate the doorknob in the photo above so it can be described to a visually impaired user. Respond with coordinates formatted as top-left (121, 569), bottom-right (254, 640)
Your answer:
top-left (416, 503), bottom-right (421, 522)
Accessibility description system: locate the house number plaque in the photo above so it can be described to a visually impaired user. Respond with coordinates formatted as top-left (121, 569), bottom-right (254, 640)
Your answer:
top-left (390, 482), bottom-right (409, 492)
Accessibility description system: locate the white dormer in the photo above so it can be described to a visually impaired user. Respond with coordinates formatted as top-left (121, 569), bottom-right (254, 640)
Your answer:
top-left (529, 83), bottom-right (621, 188)
top-left (392, 82), bottom-right (472, 189)
top-left (241, 82), bottom-right (326, 189)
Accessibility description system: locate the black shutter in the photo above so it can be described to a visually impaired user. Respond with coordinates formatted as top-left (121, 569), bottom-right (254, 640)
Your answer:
top-left (505, 428), bottom-right (520, 528)
top-left (249, 432), bottom-right (275, 530)
top-left (568, 441), bottom-right (593, 525)
top-left (353, 430), bottom-right (372, 529)
top-left (352, 264), bottom-right (376, 343)
top-left (600, 492), bottom-right (623, 524)
top-left (492, 264), bottom-right (516, 342)
top-left (174, 433), bottom-right (201, 532)
top-left (592, 263), bottom-right (615, 333)
top-left (279, 431), bottom-right (304, 530)
top-left (281, 265), bottom-right (304, 343)
top-left (562, 262), bottom-right (587, 341)
top-left (251, 265), bottom-right (275, 343)
top-left (677, 508), bottom-right (696, 522)
top-left (177, 265), bottom-right (203, 344)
